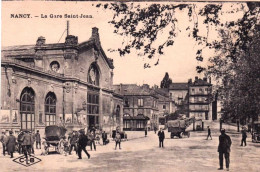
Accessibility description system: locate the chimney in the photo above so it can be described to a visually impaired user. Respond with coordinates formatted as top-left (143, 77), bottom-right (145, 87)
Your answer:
top-left (203, 77), bottom-right (207, 82)
top-left (188, 79), bottom-right (192, 84)
top-left (36, 36), bottom-right (46, 46)
top-left (143, 84), bottom-right (150, 89)
top-left (92, 27), bottom-right (99, 39)
top-left (195, 76), bottom-right (198, 82)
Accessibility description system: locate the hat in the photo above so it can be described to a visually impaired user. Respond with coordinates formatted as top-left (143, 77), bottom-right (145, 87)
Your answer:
top-left (9, 131), bottom-right (13, 134)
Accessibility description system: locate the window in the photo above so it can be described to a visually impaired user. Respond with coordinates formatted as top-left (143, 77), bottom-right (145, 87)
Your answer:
top-left (123, 120), bottom-right (131, 129)
top-left (124, 98), bottom-right (129, 107)
top-left (137, 121), bottom-right (144, 128)
top-left (199, 88), bottom-right (203, 92)
top-left (192, 88), bottom-right (195, 92)
top-left (163, 105), bottom-right (166, 109)
top-left (138, 98), bottom-right (144, 107)
top-left (87, 93), bottom-right (99, 114)
top-left (45, 92), bottom-right (56, 126)
top-left (20, 87), bottom-right (35, 131)
top-left (116, 105), bottom-right (120, 124)
top-left (88, 64), bottom-right (99, 86)
top-left (170, 93), bottom-right (172, 98)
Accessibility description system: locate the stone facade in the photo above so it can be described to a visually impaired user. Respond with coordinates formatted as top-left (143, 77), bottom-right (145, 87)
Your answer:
top-left (1, 27), bottom-right (123, 135)
top-left (114, 84), bottom-right (159, 131)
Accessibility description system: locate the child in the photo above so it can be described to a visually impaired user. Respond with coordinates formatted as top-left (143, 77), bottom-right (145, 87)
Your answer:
top-left (41, 139), bottom-right (49, 156)
top-left (59, 136), bottom-right (69, 156)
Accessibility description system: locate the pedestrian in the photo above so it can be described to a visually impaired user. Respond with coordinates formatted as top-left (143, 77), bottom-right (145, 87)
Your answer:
top-left (240, 127), bottom-right (247, 147)
top-left (218, 129), bottom-right (232, 171)
top-left (102, 131), bottom-right (107, 145)
top-left (6, 131), bottom-right (16, 158)
top-left (158, 128), bottom-right (165, 148)
top-left (68, 131), bottom-right (78, 155)
top-left (0, 131), bottom-right (8, 156)
top-left (206, 126), bottom-right (212, 140)
top-left (17, 131), bottom-right (24, 154)
top-left (21, 131), bottom-right (32, 164)
top-left (35, 130), bottom-right (41, 149)
top-left (89, 131), bottom-right (96, 151)
top-left (77, 131), bottom-right (90, 159)
top-left (115, 131), bottom-right (121, 150)
top-left (154, 126), bottom-right (157, 134)
top-left (145, 128), bottom-right (148, 137)
top-left (30, 131), bottom-right (35, 154)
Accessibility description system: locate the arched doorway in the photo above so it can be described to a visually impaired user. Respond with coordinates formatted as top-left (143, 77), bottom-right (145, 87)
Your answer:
top-left (45, 92), bottom-right (57, 126)
top-left (20, 87), bottom-right (35, 131)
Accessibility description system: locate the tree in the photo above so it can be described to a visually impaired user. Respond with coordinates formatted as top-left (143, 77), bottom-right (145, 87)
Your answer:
top-left (96, 2), bottom-right (260, 123)
top-left (160, 72), bottom-right (172, 88)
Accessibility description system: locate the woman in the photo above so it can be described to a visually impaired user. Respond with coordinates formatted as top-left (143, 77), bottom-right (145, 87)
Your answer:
top-left (6, 131), bottom-right (16, 158)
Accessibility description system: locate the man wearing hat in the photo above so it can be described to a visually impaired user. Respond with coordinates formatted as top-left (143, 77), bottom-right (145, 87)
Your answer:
top-left (21, 131), bottom-right (32, 161)
top-left (6, 131), bottom-right (16, 158)
top-left (218, 129), bottom-right (232, 171)
top-left (77, 130), bottom-right (90, 159)
top-left (35, 130), bottom-right (41, 149)
top-left (0, 130), bottom-right (8, 156)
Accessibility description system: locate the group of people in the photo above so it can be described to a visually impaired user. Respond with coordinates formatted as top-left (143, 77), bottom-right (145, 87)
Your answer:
top-left (0, 130), bottom-right (42, 160)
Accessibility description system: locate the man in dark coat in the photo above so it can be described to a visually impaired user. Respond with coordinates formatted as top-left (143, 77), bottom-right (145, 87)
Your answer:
top-left (218, 129), bottom-right (232, 171)
top-left (68, 131), bottom-right (78, 155)
top-left (157, 128), bottom-right (165, 148)
top-left (0, 131), bottom-right (8, 156)
top-left (17, 131), bottom-right (24, 154)
top-left (206, 126), bottom-right (212, 140)
top-left (35, 130), bottom-right (41, 149)
top-left (6, 131), bottom-right (16, 158)
top-left (21, 131), bottom-right (32, 162)
top-left (102, 131), bottom-right (107, 145)
top-left (240, 127), bottom-right (247, 146)
top-left (77, 131), bottom-right (90, 159)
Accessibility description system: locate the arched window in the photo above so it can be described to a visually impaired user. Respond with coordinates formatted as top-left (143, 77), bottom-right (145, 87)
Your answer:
top-left (88, 64), bottom-right (100, 86)
top-left (20, 87), bottom-right (35, 131)
top-left (45, 92), bottom-right (56, 126)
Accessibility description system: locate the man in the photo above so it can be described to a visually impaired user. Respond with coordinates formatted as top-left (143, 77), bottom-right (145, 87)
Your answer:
top-left (6, 131), bottom-right (16, 158)
top-left (21, 131), bottom-right (32, 163)
top-left (89, 131), bottom-right (96, 151)
top-left (157, 128), bottom-right (165, 148)
top-left (206, 126), bottom-right (212, 140)
top-left (115, 131), bottom-right (121, 150)
top-left (145, 128), bottom-right (148, 137)
top-left (35, 130), bottom-right (41, 149)
top-left (30, 131), bottom-right (35, 154)
top-left (218, 129), bottom-right (232, 171)
top-left (77, 131), bottom-right (90, 159)
top-left (0, 131), bottom-right (8, 156)
top-left (68, 131), bottom-right (78, 155)
top-left (102, 131), bottom-right (107, 145)
top-left (17, 131), bottom-right (24, 154)
top-left (240, 127), bottom-right (247, 147)
top-left (154, 126), bottom-right (157, 134)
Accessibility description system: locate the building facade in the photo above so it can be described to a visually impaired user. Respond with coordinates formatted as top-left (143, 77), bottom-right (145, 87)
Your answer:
top-left (114, 84), bottom-right (159, 131)
top-left (1, 27), bottom-right (123, 135)
top-left (188, 77), bottom-right (212, 120)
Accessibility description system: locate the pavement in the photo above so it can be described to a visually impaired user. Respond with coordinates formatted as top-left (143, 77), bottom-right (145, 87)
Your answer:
top-left (1, 121), bottom-right (259, 172)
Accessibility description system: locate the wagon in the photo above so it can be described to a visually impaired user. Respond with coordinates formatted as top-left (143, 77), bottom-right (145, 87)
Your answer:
top-left (167, 120), bottom-right (190, 139)
top-left (252, 121), bottom-right (260, 143)
top-left (44, 125), bottom-right (67, 154)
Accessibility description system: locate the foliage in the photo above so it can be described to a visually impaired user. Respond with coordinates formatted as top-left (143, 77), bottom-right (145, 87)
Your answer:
top-left (160, 72), bottom-right (172, 88)
top-left (96, 2), bottom-right (260, 122)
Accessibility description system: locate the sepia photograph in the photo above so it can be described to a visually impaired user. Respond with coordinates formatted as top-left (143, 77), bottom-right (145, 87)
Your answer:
top-left (1, 1), bottom-right (260, 171)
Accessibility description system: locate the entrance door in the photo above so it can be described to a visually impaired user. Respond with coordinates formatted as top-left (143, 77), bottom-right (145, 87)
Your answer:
top-left (20, 87), bottom-right (35, 131)
top-left (88, 115), bottom-right (95, 128)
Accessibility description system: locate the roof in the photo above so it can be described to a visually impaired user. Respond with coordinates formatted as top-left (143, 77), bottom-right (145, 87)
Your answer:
top-left (190, 78), bottom-right (211, 86)
top-left (169, 83), bottom-right (189, 90)
top-left (2, 28), bottom-right (114, 69)
top-left (114, 84), bottom-right (158, 98)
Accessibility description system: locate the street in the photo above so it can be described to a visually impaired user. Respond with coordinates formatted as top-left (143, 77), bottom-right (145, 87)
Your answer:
top-left (1, 121), bottom-right (259, 172)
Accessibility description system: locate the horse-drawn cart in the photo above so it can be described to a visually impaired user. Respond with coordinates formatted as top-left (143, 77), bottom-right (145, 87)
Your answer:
top-left (44, 125), bottom-right (67, 154)
top-left (167, 120), bottom-right (190, 139)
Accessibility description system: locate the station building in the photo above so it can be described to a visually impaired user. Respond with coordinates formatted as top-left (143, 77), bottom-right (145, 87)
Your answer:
top-left (1, 27), bottom-right (123, 135)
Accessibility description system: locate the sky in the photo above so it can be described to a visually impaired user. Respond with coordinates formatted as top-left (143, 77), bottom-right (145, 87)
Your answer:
top-left (1, 1), bottom-right (242, 86)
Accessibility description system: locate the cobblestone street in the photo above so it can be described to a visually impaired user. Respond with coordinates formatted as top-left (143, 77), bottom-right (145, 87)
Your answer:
top-left (1, 121), bottom-right (260, 172)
